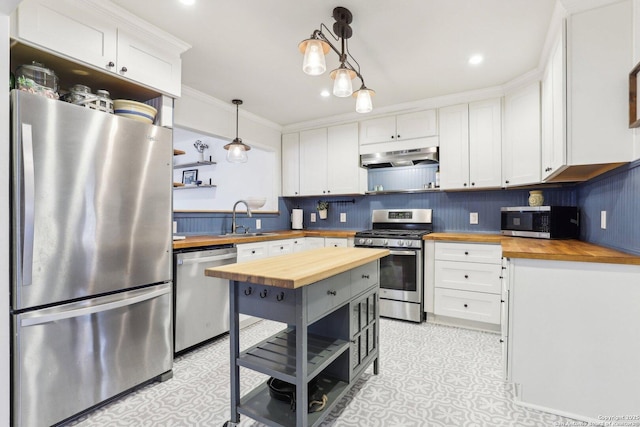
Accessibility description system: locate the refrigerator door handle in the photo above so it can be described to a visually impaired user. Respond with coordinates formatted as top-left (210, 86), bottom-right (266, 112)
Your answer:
top-left (20, 285), bottom-right (171, 327)
top-left (179, 253), bottom-right (237, 265)
top-left (21, 123), bottom-right (35, 287)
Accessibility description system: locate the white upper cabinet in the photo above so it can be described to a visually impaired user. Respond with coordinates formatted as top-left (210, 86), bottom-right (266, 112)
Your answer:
top-left (541, 26), bottom-right (567, 180)
top-left (299, 128), bottom-right (328, 196)
top-left (438, 104), bottom-right (469, 190)
top-left (503, 81), bottom-right (541, 187)
top-left (327, 123), bottom-right (365, 195)
top-left (359, 110), bottom-right (437, 145)
top-left (281, 133), bottom-right (300, 197)
top-left (298, 123), bottom-right (365, 196)
top-left (542, 1), bottom-right (633, 182)
top-left (12, 0), bottom-right (188, 96)
top-left (439, 99), bottom-right (502, 190)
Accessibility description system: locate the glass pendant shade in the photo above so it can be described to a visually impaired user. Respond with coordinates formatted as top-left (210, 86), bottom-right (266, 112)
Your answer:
top-left (331, 67), bottom-right (355, 97)
top-left (225, 140), bottom-right (249, 163)
top-left (300, 39), bottom-right (329, 76)
top-left (354, 87), bottom-right (375, 113)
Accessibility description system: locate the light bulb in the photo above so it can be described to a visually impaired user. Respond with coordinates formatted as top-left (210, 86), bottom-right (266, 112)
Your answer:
top-left (332, 68), bottom-right (353, 97)
top-left (226, 143), bottom-right (248, 163)
top-left (355, 89), bottom-right (373, 113)
top-left (302, 40), bottom-right (327, 76)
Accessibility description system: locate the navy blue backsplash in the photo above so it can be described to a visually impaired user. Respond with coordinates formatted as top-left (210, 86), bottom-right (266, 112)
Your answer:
top-left (174, 160), bottom-right (639, 256)
top-left (576, 160), bottom-right (640, 255)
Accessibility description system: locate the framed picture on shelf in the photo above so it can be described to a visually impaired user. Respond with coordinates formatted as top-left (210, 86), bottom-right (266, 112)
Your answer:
top-left (182, 169), bottom-right (198, 185)
top-left (630, 60), bottom-right (640, 128)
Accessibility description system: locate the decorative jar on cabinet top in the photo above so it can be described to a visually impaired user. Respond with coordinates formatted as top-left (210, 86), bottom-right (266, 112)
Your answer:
top-left (528, 190), bottom-right (544, 207)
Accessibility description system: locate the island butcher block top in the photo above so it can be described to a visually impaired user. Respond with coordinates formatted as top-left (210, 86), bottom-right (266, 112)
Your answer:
top-left (205, 247), bottom-right (389, 289)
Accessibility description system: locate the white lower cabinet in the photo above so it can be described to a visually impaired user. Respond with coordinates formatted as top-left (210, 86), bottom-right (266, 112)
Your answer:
top-left (325, 237), bottom-right (349, 248)
top-left (266, 239), bottom-right (293, 257)
top-left (507, 258), bottom-right (640, 420)
top-left (433, 242), bottom-right (502, 330)
top-left (305, 237), bottom-right (326, 251)
top-left (236, 241), bottom-right (269, 328)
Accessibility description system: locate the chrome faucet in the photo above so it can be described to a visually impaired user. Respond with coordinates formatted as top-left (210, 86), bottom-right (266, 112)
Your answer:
top-left (232, 200), bottom-right (252, 234)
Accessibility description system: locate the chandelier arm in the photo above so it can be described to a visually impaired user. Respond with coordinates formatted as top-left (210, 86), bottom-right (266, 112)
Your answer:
top-left (344, 39), bottom-right (362, 76)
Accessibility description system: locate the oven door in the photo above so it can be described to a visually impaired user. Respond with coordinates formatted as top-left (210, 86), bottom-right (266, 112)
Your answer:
top-left (379, 249), bottom-right (422, 303)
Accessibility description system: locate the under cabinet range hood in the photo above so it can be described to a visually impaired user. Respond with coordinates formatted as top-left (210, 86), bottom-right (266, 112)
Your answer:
top-left (360, 146), bottom-right (438, 168)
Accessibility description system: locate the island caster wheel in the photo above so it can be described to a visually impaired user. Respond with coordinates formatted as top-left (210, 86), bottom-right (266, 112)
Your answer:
top-left (223, 421), bottom-right (238, 427)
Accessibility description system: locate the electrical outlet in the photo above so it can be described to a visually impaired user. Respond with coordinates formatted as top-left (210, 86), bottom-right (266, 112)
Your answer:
top-left (470, 212), bottom-right (479, 225)
top-left (255, 219), bottom-right (261, 230)
top-left (311, 213), bottom-right (317, 223)
top-left (601, 211), bottom-right (607, 229)
top-left (340, 212), bottom-right (347, 223)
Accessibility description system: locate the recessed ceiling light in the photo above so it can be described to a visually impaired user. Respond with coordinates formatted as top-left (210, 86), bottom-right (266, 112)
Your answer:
top-left (468, 54), bottom-right (484, 65)
top-left (179, 0), bottom-right (195, 5)
top-left (320, 89), bottom-right (331, 97)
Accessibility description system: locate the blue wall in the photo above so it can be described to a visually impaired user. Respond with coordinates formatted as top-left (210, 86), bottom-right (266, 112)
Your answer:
top-left (175, 160), bottom-right (639, 256)
top-left (576, 160), bottom-right (640, 255)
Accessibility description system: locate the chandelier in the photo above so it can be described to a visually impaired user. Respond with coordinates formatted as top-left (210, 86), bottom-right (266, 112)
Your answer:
top-left (298, 6), bottom-right (375, 113)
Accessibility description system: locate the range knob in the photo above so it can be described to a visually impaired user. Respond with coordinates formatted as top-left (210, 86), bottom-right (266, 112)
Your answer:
top-left (358, 238), bottom-right (365, 245)
top-left (366, 238), bottom-right (373, 245)
top-left (383, 239), bottom-right (389, 245)
top-left (397, 240), bottom-right (404, 247)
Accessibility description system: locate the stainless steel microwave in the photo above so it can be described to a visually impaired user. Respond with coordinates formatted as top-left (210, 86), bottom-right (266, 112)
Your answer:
top-left (500, 206), bottom-right (579, 239)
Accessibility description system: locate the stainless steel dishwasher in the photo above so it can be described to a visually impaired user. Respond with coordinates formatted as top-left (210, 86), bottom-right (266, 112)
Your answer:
top-left (174, 246), bottom-right (237, 353)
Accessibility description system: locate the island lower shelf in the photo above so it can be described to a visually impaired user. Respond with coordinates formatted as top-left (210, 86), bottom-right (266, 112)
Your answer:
top-left (207, 247), bottom-right (388, 427)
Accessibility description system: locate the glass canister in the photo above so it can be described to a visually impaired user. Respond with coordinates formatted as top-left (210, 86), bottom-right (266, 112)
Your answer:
top-left (15, 61), bottom-right (59, 99)
top-left (95, 90), bottom-right (114, 114)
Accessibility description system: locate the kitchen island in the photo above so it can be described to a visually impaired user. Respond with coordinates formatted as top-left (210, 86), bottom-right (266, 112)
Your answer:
top-left (205, 247), bottom-right (389, 427)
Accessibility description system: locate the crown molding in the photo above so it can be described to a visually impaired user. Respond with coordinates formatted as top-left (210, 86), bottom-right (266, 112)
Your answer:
top-left (559, 0), bottom-right (626, 14)
top-left (80, 0), bottom-right (191, 53)
top-left (181, 85), bottom-right (283, 133)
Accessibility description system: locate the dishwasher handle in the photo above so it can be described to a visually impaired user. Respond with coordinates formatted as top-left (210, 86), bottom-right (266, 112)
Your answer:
top-left (177, 252), bottom-right (237, 266)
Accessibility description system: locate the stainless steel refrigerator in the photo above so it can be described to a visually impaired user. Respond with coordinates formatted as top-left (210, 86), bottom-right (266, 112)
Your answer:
top-left (10, 90), bottom-right (174, 427)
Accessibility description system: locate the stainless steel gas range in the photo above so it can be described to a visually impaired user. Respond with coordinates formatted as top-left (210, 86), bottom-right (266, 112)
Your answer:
top-left (355, 209), bottom-right (432, 323)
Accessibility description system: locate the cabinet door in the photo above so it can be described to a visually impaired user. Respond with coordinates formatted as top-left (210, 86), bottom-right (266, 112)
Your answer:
top-left (299, 128), bottom-right (328, 195)
top-left (281, 133), bottom-right (300, 196)
top-left (236, 242), bottom-right (268, 262)
top-left (267, 240), bottom-right (293, 257)
top-left (116, 29), bottom-right (182, 96)
top-left (542, 32), bottom-right (567, 180)
top-left (325, 238), bottom-right (348, 248)
top-left (327, 123), bottom-right (362, 195)
top-left (503, 82), bottom-right (541, 187)
top-left (14, 0), bottom-right (117, 71)
top-left (438, 104), bottom-right (469, 190)
top-left (396, 110), bottom-right (437, 140)
top-left (541, 60), bottom-right (554, 179)
top-left (469, 98), bottom-right (502, 189)
top-left (358, 116), bottom-right (396, 145)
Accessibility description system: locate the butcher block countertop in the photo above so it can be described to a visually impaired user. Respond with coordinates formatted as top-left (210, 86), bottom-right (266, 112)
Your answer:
top-left (173, 229), bottom-right (357, 250)
top-left (426, 232), bottom-right (640, 265)
top-left (205, 247), bottom-right (389, 289)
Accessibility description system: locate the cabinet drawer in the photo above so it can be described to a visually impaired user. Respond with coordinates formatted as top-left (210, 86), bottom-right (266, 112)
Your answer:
top-left (325, 238), bottom-right (348, 248)
top-left (434, 288), bottom-right (501, 324)
top-left (351, 261), bottom-right (378, 296)
top-left (307, 272), bottom-right (351, 322)
top-left (434, 260), bottom-right (502, 294)
top-left (435, 242), bottom-right (502, 264)
top-left (236, 242), bottom-right (267, 262)
top-left (267, 240), bottom-right (293, 257)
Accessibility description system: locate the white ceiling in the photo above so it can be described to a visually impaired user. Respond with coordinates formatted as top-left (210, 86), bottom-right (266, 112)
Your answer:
top-left (110, 0), bottom-right (556, 127)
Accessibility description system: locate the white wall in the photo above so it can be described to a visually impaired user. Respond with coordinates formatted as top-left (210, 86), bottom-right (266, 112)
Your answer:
top-left (172, 127), bottom-right (278, 211)
top-left (173, 86), bottom-right (283, 211)
top-left (1, 1), bottom-right (20, 424)
top-left (633, 0), bottom-right (640, 160)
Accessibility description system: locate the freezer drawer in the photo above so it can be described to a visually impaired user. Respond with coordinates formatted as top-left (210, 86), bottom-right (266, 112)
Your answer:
top-left (12, 283), bottom-right (173, 427)
top-left (174, 247), bottom-right (237, 353)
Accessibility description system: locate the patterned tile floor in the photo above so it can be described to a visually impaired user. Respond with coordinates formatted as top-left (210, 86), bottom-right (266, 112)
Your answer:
top-left (67, 319), bottom-right (576, 427)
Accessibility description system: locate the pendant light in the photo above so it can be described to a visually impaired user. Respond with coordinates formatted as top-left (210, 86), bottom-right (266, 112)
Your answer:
top-left (298, 6), bottom-right (375, 113)
top-left (224, 99), bottom-right (251, 163)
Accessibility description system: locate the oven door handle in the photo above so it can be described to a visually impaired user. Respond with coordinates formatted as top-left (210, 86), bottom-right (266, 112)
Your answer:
top-left (388, 250), bottom-right (417, 256)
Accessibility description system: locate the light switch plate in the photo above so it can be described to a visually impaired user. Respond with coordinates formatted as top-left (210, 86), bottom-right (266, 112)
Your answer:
top-left (255, 219), bottom-right (261, 230)
top-left (470, 212), bottom-right (479, 225)
top-left (311, 213), bottom-right (317, 223)
top-left (340, 213), bottom-right (347, 223)
top-left (601, 211), bottom-right (607, 229)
